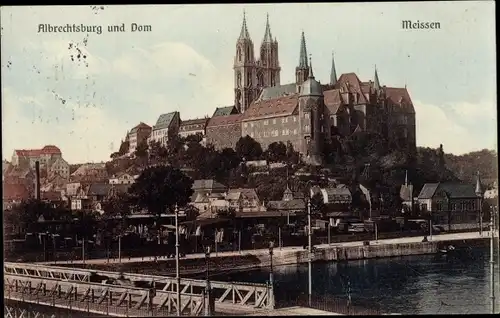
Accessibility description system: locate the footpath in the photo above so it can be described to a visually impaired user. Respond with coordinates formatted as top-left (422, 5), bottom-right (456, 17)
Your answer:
top-left (37, 231), bottom-right (488, 266)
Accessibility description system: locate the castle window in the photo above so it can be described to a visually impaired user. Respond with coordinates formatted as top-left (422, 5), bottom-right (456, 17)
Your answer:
top-left (304, 113), bottom-right (309, 119)
top-left (273, 119), bottom-right (276, 124)
top-left (305, 125), bottom-right (310, 132)
top-left (264, 120), bottom-right (269, 125)
top-left (293, 116), bottom-right (297, 122)
top-left (237, 72), bottom-right (242, 88)
top-left (293, 129), bottom-right (298, 135)
top-left (244, 123), bottom-right (248, 128)
top-left (250, 122), bottom-right (254, 128)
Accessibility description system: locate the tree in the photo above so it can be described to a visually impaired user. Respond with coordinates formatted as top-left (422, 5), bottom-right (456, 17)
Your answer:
top-left (265, 142), bottom-right (287, 163)
top-left (134, 141), bottom-right (149, 167)
top-left (128, 165), bottom-right (194, 244)
top-left (235, 136), bottom-right (263, 161)
top-left (285, 142), bottom-right (300, 166)
top-left (183, 204), bottom-right (200, 222)
top-left (148, 141), bottom-right (169, 166)
top-left (118, 140), bottom-right (130, 156)
top-left (310, 192), bottom-right (328, 219)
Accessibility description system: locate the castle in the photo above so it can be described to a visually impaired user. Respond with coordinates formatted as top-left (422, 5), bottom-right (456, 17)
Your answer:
top-left (143, 12), bottom-right (417, 165)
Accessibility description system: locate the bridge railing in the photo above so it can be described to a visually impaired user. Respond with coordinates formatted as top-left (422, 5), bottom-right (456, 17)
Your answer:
top-left (4, 273), bottom-right (206, 316)
top-left (4, 262), bottom-right (274, 310)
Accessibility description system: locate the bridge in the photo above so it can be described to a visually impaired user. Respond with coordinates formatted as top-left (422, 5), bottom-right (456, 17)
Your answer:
top-left (4, 262), bottom-right (275, 316)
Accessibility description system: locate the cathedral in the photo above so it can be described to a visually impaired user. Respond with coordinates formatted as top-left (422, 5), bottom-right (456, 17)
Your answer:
top-left (206, 12), bottom-right (417, 165)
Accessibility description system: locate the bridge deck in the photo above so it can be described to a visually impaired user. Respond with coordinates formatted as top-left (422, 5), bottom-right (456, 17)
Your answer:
top-left (4, 262), bottom-right (274, 316)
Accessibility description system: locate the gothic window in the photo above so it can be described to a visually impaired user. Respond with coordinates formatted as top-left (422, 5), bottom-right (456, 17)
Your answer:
top-left (237, 47), bottom-right (242, 62)
top-left (246, 46), bottom-right (251, 59)
top-left (257, 72), bottom-right (264, 87)
top-left (271, 73), bottom-right (275, 86)
top-left (237, 72), bottom-right (242, 88)
top-left (247, 71), bottom-right (252, 86)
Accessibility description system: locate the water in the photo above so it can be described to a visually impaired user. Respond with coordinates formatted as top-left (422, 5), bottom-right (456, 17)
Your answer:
top-left (211, 247), bottom-right (500, 314)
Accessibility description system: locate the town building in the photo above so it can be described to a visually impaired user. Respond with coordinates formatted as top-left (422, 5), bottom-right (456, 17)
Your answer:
top-left (147, 112), bottom-right (181, 147)
top-left (399, 170), bottom-right (415, 211)
top-left (3, 183), bottom-right (30, 210)
top-left (70, 163), bottom-right (108, 183)
top-left (49, 157), bottom-right (70, 180)
top-left (416, 181), bottom-right (481, 229)
top-left (178, 118), bottom-right (209, 140)
top-left (11, 145), bottom-right (63, 170)
top-left (128, 122), bottom-right (152, 155)
top-left (109, 172), bottom-right (135, 185)
top-left (226, 188), bottom-right (266, 213)
top-left (69, 183), bottom-right (131, 211)
top-left (205, 14), bottom-right (416, 159)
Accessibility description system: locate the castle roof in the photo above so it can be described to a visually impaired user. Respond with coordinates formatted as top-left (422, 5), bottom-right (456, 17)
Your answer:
top-left (129, 122), bottom-right (151, 134)
top-left (153, 112), bottom-right (178, 130)
top-left (207, 114), bottom-right (243, 127)
top-left (213, 106), bottom-right (238, 117)
top-left (258, 83), bottom-right (298, 101)
top-left (384, 87), bottom-right (415, 114)
top-left (242, 94), bottom-right (299, 122)
top-left (15, 145), bottom-right (62, 157)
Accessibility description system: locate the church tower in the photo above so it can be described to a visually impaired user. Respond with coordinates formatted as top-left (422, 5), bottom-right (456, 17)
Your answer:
top-left (257, 14), bottom-right (281, 88)
top-left (295, 31), bottom-right (310, 86)
top-left (234, 11), bottom-right (258, 113)
top-left (298, 57), bottom-right (324, 166)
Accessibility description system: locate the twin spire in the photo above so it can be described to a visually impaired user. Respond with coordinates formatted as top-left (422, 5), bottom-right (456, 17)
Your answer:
top-left (239, 10), bottom-right (275, 43)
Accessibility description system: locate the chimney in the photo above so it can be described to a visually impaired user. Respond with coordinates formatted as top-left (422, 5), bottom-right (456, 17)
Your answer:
top-left (35, 161), bottom-right (41, 200)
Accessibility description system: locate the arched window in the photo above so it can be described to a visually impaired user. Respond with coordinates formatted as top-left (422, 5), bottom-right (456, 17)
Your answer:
top-left (237, 72), bottom-right (242, 88)
top-left (257, 72), bottom-right (264, 87)
top-left (237, 47), bottom-right (242, 61)
top-left (247, 70), bottom-right (252, 86)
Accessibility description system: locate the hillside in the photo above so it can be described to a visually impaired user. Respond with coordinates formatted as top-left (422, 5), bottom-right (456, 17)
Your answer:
top-left (444, 149), bottom-right (498, 187)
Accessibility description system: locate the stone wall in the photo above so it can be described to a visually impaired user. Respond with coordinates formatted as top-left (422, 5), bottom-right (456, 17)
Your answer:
top-left (206, 123), bottom-right (242, 150)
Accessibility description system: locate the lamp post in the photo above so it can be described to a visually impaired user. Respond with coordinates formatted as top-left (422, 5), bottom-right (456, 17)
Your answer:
top-left (205, 246), bottom-right (212, 316)
top-left (307, 199), bottom-right (313, 306)
top-left (269, 241), bottom-right (275, 309)
top-left (476, 171), bottom-right (483, 235)
top-left (175, 205), bottom-right (181, 317)
top-left (490, 210), bottom-right (496, 314)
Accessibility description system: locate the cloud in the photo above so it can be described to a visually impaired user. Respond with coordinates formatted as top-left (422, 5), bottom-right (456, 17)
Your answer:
top-left (415, 99), bottom-right (497, 155)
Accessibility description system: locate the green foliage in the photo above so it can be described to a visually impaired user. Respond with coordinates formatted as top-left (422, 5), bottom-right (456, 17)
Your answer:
top-left (265, 142), bottom-right (287, 163)
top-left (183, 205), bottom-right (200, 221)
top-left (310, 192), bottom-right (327, 218)
top-left (128, 165), bottom-right (194, 216)
top-left (118, 140), bottom-right (130, 155)
top-left (445, 149), bottom-right (498, 185)
top-left (134, 141), bottom-right (149, 159)
top-left (235, 136), bottom-right (263, 161)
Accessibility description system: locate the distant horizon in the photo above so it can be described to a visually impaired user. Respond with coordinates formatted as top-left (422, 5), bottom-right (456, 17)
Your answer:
top-left (1, 3), bottom-right (496, 163)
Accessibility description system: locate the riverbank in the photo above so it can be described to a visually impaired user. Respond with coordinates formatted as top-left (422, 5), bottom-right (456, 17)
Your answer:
top-left (47, 231), bottom-right (490, 276)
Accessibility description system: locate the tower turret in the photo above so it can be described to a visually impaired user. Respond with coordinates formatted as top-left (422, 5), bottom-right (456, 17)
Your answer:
top-left (298, 56), bottom-right (323, 166)
top-left (258, 14), bottom-right (281, 88)
top-left (295, 31), bottom-right (309, 86)
top-left (330, 51), bottom-right (337, 86)
top-left (234, 10), bottom-right (257, 113)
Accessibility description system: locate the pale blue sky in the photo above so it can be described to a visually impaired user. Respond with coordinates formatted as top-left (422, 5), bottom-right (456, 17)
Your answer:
top-left (1, 2), bottom-right (496, 163)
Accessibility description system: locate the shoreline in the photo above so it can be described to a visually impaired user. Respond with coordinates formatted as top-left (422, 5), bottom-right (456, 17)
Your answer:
top-left (45, 231), bottom-right (490, 277)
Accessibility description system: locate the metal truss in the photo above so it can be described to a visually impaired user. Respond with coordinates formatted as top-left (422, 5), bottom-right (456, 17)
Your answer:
top-left (4, 274), bottom-right (205, 317)
top-left (4, 262), bottom-right (275, 313)
top-left (4, 262), bottom-right (91, 282)
top-left (4, 304), bottom-right (47, 318)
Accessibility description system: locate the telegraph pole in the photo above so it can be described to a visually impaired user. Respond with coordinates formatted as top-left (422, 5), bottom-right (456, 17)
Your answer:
top-left (307, 200), bottom-right (313, 306)
top-left (175, 206), bottom-right (183, 316)
top-left (490, 210), bottom-right (496, 314)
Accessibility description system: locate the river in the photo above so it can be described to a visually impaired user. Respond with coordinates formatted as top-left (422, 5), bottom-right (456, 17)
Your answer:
top-left (210, 246), bottom-right (500, 314)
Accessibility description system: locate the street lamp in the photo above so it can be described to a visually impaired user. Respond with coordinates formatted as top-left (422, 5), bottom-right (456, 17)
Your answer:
top-left (175, 204), bottom-right (181, 317)
top-left (476, 171), bottom-right (483, 236)
top-left (307, 199), bottom-right (313, 306)
top-left (205, 246), bottom-right (212, 316)
top-left (269, 241), bottom-right (275, 309)
top-left (489, 209), bottom-right (496, 314)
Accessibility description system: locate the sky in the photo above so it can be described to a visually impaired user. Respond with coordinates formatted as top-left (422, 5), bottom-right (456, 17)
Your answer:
top-left (1, 2), bottom-right (497, 164)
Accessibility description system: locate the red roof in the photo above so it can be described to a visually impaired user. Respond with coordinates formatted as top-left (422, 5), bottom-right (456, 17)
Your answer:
top-left (41, 191), bottom-right (62, 202)
top-left (384, 87), bottom-right (415, 113)
top-left (323, 89), bottom-right (345, 114)
top-left (242, 95), bottom-right (299, 122)
top-left (207, 114), bottom-right (243, 127)
top-left (3, 183), bottom-right (30, 201)
top-left (15, 145), bottom-right (61, 157)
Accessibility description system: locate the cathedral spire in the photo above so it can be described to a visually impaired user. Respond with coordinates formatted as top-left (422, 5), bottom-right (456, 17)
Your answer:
top-left (330, 51), bottom-right (337, 85)
top-left (308, 55), bottom-right (314, 78)
top-left (374, 65), bottom-right (380, 90)
top-left (298, 31), bottom-right (308, 68)
top-left (262, 13), bottom-right (273, 43)
top-left (239, 10), bottom-right (251, 40)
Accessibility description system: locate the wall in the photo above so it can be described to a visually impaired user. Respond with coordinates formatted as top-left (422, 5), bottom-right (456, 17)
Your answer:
top-left (206, 123), bottom-right (242, 150)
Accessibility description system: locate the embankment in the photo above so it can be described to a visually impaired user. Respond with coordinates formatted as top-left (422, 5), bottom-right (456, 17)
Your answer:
top-left (60, 235), bottom-right (489, 276)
